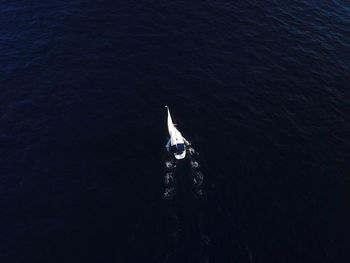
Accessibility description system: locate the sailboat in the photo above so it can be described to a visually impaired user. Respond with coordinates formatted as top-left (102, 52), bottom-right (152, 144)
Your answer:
top-left (165, 105), bottom-right (189, 160)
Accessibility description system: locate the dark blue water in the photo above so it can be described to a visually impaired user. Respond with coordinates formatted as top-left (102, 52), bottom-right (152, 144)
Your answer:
top-left (1, 0), bottom-right (350, 262)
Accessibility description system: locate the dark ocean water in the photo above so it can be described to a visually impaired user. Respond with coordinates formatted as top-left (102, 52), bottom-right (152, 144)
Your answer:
top-left (1, 0), bottom-right (350, 262)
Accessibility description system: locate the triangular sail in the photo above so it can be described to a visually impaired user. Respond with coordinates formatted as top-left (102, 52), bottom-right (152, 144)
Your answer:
top-left (165, 106), bottom-right (184, 146)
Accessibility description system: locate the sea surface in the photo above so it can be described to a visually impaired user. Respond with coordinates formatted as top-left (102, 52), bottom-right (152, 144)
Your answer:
top-left (1, 0), bottom-right (350, 262)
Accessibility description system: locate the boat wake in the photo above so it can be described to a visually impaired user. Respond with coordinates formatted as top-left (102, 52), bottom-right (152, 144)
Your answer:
top-left (162, 144), bottom-right (210, 262)
top-left (163, 146), bottom-right (205, 201)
